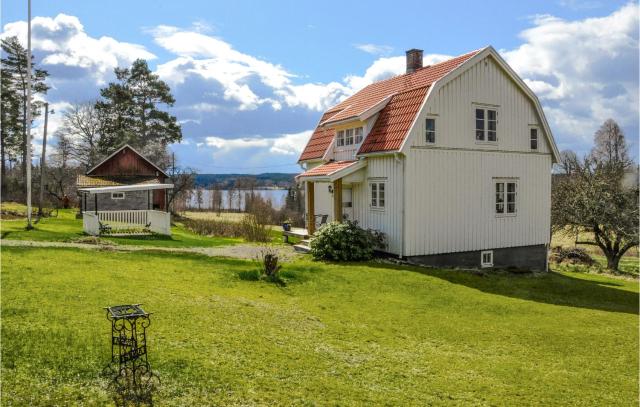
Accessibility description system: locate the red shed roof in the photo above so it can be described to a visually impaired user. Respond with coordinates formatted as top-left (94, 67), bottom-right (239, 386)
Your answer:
top-left (298, 49), bottom-right (481, 161)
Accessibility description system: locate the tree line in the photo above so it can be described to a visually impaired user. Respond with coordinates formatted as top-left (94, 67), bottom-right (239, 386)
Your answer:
top-left (1, 35), bottom-right (193, 209)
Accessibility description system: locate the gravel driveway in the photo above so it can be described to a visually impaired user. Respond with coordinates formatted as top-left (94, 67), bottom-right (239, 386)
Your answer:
top-left (0, 239), bottom-right (302, 262)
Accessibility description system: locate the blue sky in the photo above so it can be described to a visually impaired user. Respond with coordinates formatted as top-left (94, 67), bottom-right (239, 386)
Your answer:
top-left (2, 0), bottom-right (638, 173)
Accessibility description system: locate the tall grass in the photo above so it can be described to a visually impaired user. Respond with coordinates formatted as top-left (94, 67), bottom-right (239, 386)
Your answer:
top-left (181, 214), bottom-right (270, 242)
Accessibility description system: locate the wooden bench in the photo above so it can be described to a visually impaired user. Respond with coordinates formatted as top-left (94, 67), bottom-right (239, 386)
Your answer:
top-left (282, 228), bottom-right (309, 243)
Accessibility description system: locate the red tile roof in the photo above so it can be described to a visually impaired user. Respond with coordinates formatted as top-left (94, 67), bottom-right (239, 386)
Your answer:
top-left (298, 111), bottom-right (339, 162)
top-left (296, 160), bottom-right (358, 179)
top-left (298, 49), bottom-right (481, 161)
top-left (358, 86), bottom-right (429, 154)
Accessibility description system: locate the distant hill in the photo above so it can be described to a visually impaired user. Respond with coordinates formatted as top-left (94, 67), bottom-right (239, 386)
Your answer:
top-left (195, 173), bottom-right (298, 189)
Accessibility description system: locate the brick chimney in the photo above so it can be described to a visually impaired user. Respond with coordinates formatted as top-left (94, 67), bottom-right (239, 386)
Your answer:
top-left (405, 49), bottom-right (423, 73)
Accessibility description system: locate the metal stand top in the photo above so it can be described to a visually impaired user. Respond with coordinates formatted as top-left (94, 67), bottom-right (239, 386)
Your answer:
top-left (105, 304), bottom-right (150, 320)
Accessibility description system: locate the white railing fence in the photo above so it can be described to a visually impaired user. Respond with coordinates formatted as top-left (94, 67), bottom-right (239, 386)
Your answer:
top-left (96, 210), bottom-right (149, 226)
top-left (82, 210), bottom-right (171, 236)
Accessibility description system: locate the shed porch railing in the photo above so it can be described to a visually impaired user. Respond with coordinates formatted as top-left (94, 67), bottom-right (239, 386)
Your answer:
top-left (83, 210), bottom-right (171, 236)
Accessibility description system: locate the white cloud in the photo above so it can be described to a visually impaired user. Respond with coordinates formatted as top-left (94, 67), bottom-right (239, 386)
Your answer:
top-left (1, 14), bottom-right (155, 85)
top-left (270, 130), bottom-right (313, 155)
top-left (503, 3), bottom-right (639, 151)
top-left (205, 130), bottom-right (311, 156)
top-left (354, 43), bottom-right (393, 55)
top-left (205, 136), bottom-right (270, 150)
top-left (344, 53), bottom-right (452, 91)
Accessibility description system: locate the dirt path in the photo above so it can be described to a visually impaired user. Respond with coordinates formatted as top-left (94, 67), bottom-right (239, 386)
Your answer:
top-left (0, 239), bottom-right (302, 262)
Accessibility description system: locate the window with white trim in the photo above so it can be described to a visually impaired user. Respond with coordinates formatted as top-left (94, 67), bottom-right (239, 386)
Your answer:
top-left (336, 127), bottom-right (364, 147)
top-left (354, 127), bottom-right (363, 144)
top-left (475, 107), bottom-right (498, 142)
top-left (530, 128), bottom-right (538, 150)
top-left (425, 118), bottom-right (435, 143)
top-left (345, 128), bottom-right (354, 145)
top-left (481, 250), bottom-right (493, 268)
top-left (495, 180), bottom-right (517, 215)
top-left (370, 181), bottom-right (385, 208)
top-left (111, 192), bottom-right (125, 200)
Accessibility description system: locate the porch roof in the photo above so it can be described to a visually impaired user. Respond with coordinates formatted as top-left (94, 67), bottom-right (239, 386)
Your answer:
top-left (296, 160), bottom-right (366, 182)
top-left (77, 183), bottom-right (174, 194)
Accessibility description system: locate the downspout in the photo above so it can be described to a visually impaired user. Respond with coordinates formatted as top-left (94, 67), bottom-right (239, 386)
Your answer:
top-left (395, 152), bottom-right (406, 259)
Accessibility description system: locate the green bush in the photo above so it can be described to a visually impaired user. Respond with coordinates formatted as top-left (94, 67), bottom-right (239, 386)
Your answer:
top-left (310, 221), bottom-right (385, 261)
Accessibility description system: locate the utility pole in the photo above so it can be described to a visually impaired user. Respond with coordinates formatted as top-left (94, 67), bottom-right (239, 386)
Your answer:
top-left (25, 0), bottom-right (33, 229)
top-left (38, 102), bottom-right (49, 217)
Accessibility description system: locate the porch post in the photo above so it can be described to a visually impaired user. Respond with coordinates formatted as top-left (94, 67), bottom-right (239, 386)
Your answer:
top-left (82, 192), bottom-right (86, 213)
top-left (94, 193), bottom-right (98, 215)
top-left (165, 189), bottom-right (169, 212)
top-left (333, 178), bottom-right (343, 222)
top-left (148, 189), bottom-right (151, 210)
top-left (306, 181), bottom-right (315, 235)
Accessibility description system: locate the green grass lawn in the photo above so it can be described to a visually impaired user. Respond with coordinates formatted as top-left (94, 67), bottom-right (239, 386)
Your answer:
top-left (2, 247), bottom-right (637, 406)
top-left (0, 207), bottom-right (242, 248)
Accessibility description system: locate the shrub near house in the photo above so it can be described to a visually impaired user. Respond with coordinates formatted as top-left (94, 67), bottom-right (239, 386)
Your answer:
top-left (310, 221), bottom-right (384, 261)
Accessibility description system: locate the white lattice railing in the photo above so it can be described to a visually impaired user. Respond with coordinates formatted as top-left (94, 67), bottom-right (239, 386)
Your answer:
top-left (96, 210), bottom-right (149, 226)
top-left (82, 210), bottom-right (171, 236)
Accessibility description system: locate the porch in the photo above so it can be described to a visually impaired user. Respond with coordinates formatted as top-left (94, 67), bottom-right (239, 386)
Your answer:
top-left (295, 160), bottom-right (367, 235)
top-left (78, 183), bottom-right (173, 236)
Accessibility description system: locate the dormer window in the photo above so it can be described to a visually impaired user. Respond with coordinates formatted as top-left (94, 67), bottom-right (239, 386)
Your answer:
top-left (355, 127), bottom-right (363, 144)
top-left (336, 127), bottom-right (364, 147)
top-left (345, 129), bottom-right (354, 145)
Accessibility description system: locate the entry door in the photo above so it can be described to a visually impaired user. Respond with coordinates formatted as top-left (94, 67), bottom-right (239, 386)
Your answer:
top-left (342, 188), bottom-right (353, 221)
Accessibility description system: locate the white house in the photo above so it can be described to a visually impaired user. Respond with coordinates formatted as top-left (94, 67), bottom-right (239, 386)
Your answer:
top-left (296, 46), bottom-right (559, 270)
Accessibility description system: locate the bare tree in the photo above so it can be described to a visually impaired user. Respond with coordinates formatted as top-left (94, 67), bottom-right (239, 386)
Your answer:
top-left (590, 119), bottom-right (631, 171)
top-left (46, 134), bottom-right (77, 208)
top-left (551, 120), bottom-right (639, 271)
top-left (56, 102), bottom-right (103, 170)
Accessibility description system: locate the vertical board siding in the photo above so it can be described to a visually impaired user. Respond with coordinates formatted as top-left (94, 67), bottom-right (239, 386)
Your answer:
top-left (352, 156), bottom-right (404, 255)
top-left (411, 56), bottom-right (551, 154)
top-left (402, 54), bottom-right (553, 257)
top-left (404, 149), bottom-right (551, 256)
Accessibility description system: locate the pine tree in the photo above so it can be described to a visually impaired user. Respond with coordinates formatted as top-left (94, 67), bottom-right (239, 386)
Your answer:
top-left (96, 59), bottom-right (182, 157)
top-left (1, 36), bottom-right (49, 186)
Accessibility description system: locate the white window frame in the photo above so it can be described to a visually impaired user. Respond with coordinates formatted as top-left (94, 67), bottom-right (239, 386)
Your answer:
top-left (425, 117), bottom-right (436, 144)
top-left (336, 126), bottom-right (364, 148)
top-left (530, 127), bottom-right (539, 150)
top-left (111, 192), bottom-right (125, 200)
top-left (354, 127), bottom-right (364, 144)
top-left (494, 178), bottom-right (518, 217)
top-left (369, 180), bottom-right (386, 210)
top-left (481, 250), bottom-right (494, 268)
top-left (474, 104), bottom-right (499, 144)
top-left (345, 128), bottom-right (354, 145)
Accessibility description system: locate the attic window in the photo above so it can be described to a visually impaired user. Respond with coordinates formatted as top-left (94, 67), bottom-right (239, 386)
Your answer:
top-left (475, 107), bottom-right (498, 142)
top-left (530, 128), bottom-right (538, 150)
top-left (425, 118), bottom-right (435, 143)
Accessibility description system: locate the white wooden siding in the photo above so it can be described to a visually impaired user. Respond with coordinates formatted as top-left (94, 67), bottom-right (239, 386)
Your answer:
top-left (403, 148), bottom-right (551, 256)
top-left (352, 155), bottom-right (404, 255)
top-left (312, 182), bottom-right (334, 222)
top-left (409, 55), bottom-right (551, 154)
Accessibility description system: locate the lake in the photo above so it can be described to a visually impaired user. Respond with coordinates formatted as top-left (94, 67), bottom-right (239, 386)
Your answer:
top-left (187, 189), bottom-right (288, 210)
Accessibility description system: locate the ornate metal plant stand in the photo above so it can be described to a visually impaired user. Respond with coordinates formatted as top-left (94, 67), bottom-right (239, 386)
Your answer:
top-left (104, 304), bottom-right (158, 406)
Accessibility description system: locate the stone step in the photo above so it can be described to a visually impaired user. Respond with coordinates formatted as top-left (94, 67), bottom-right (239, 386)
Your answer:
top-left (293, 244), bottom-right (311, 253)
